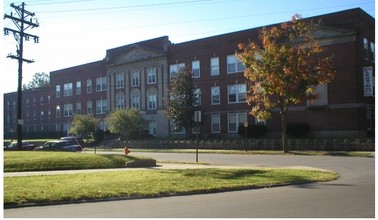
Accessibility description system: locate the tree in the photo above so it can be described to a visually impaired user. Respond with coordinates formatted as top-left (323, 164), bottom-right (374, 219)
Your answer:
top-left (23, 72), bottom-right (50, 90)
top-left (164, 65), bottom-right (197, 135)
top-left (106, 108), bottom-right (145, 139)
top-left (238, 14), bottom-right (335, 153)
top-left (69, 114), bottom-right (99, 139)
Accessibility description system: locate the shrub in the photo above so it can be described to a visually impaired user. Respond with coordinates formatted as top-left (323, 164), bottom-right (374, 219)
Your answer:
top-left (238, 124), bottom-right (267, 138)
top-left (286, 123), bottom-right (310, 138)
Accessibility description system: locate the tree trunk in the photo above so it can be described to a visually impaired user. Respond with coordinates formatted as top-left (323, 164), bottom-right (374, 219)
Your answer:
top-left (281, 112), bottom-right (288, 153)
top-left (279, 100), bottom-right (289, 154)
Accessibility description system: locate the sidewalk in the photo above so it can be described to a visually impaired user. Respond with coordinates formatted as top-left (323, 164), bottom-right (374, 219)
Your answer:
top-left (4, 163), bottom-right (330, 177)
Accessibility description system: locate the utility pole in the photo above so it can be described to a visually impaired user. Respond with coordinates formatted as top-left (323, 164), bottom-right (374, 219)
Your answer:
top-left (4, 2), bottom-right (39, 150)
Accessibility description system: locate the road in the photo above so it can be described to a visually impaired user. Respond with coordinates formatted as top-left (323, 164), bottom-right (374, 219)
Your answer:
top-left (4, 152), bottom-right (375, 218)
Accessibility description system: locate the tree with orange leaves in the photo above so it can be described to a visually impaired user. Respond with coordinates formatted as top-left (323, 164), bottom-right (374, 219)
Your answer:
top-left (238, 14), bottom-right (335, 153)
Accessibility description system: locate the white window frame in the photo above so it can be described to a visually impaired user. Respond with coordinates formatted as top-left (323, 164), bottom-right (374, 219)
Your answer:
top-left (211, 113), bottom-right (221, 133)
top-left (211, 86), bottom-right (220, 105)
top-left (87, 79), bottom-right (92, 93)
top-left (169, 63), bottom-right (185, 81)
top-left (56, 85), bottom-right (61, 98)
top-left (131, 95), bottom-right (140, 109)
top-left (63, 103), bottom-right (73, 117)
top-left (228, 112), bottom-right (247, 133)
top-left (76, 102), bottom-right (82, 115)
top-left (148, 94), bottom-right (157, 110)
top-left (228, 84), bottom-right (246, 103)
top-left (147, 67), bottom-right (157, 84)
top-left (148, 120), bottom-right (157, 136)
top-left (96, 99), bottom-right (107, 114)
top-left (227, 54), bottom-right (245, 73)
top-left (117, 96), bottom-right (125, 109)
top-left (210, 57), bottom-right (219, 76)
top-left (192, 60), bottom-right (200, 78)
top-left (116, 73), bottom-right (124, 89)
top-left (96, 77), bottom-right (107, 92)
top-left (87, 101), bottom-right (93, 115)
top-left (132, 70), bottom-right (140, 86)
top-left (76, 81), bottom-right (81, 95)
top-left (64, 83), bottom-right (73, 97)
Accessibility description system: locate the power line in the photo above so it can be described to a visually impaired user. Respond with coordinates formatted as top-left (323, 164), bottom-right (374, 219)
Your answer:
top-left (4, 2), bottom-right (39, 150)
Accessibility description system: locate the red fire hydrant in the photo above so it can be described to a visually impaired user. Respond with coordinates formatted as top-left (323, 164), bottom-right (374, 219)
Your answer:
top-left (124, 147), bottom-right (130, 155)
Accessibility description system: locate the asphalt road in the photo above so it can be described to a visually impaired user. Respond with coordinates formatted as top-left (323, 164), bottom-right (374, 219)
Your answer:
top-left (4, 152), bottom-right (375, 218)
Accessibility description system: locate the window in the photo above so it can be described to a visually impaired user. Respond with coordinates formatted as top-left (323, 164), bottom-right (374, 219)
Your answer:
top-left (132, 71), bottom-right (140, 86)
top-left (211, 86), bottom-right (220, 105)
top-left (76, 102), bottom-right (82, 115)
top-left (96, 99), bottom-right (107, 114)
top-left (148, 94), bottom-right (157, 110)
top-left (170, 63), bottom-right (185, 80)
top-left (227, 54), bottom-right (245, 73)
top-left (56, 85), bottom-right (61, 98)
top-left (210, 57), bottom-right (219, 76)
top-left (87, 101), bottom-right (93, 115)
top-left (63, 104), bottom-right (73, 117)
top-left (64, 83), bottom-right (73, 97)
top-left (147, 67), bottom-right (157, 84)
top-left (96, 77), bottom-right (107, 91)
top-left (33, 97), bottom-right (36, 106)
top-left (116, 73), bottom-right (124, 88)
top-left (40, 110), bottom-right (44, 120)
top-left (76, 81), bottom-right (81, 95)
top-left (40, 96), bottom-right (44, 105)
top-left (33, 110), bottom-right (36, 120)
top-left (193, 88), bottom-right (201, 106)
top-left (363, 38), bottom-right (369, 60)
top-left (131, 95), bottom-right (140, 109)
top-left (26, 98), bottom-right (30, 107)
top-left (228, 113), bottom-right (247, 133)
top-left (117, 96), bottom-right (125, 109)
top-left (228, 84), bottom-right (246, 103)
top-left (192, 60), bottom-right (200, 78)
top-left (87, 79), bottom-right (92, 93)
top-left (211, 113), bottom-right (221, 133)
top-left (370, 41), bottom-right (375, 62)
top-left (148, 121), bottom-right (157, 136)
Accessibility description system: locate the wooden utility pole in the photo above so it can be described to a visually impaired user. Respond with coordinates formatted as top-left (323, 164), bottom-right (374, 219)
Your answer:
top-left (4, 2), bottom-right (39, 150)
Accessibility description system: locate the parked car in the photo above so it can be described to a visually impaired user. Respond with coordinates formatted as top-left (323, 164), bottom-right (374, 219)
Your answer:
top-left (4, 141), bottom-right (35, 151)
top-left (59, 136), bottom-right (85, 148)
top-left (34, 140), bottom-right (82, 152)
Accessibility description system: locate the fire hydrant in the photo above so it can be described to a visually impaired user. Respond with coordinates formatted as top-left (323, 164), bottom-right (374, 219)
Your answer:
top-left (124, 147), bottom-right (130, 155)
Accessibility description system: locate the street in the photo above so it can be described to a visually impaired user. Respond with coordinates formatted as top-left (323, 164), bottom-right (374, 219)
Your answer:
top-left (4, 152), bottom-right (375, 217)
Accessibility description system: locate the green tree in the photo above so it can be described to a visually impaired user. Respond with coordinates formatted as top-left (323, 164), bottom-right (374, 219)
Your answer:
top-left (164, 65), bottom-right (197, 135)
top-left (69, 114), bottom-right (99, 139)
top-left (238, 15), bottom-right (335, 153)
top-left (23, 72), bottom-right (50, 90)
top-left (106, 108), bottom-right (145, 139)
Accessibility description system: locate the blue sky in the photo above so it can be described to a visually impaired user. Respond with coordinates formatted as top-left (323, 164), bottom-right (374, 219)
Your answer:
top-left (2, 0), bottom-right (375, 93)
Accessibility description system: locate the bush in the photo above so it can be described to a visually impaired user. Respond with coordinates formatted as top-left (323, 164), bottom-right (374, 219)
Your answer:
top-left (286, 123), bottom-right (310, 138)
top-left (238, 124), bottom-right (267, 138)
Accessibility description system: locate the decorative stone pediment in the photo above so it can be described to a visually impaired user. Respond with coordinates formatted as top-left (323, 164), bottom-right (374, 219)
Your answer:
top-left (106, 44), bottom-right (166, 66)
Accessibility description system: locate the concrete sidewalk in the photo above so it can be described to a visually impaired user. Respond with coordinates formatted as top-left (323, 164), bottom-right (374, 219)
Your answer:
top-left (4, 163), bottom-right (330, 177)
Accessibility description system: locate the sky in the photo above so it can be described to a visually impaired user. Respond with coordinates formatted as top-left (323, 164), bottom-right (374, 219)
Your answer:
top-left (1, 0), bottom-right (375, 94)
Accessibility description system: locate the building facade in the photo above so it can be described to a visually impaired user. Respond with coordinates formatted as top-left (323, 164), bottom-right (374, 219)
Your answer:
top-left (3, 8), bottom-right (375, 139)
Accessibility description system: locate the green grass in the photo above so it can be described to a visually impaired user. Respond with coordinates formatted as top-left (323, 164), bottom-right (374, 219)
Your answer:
top-left (4, 151), bottom-right (156, 172)
top-left (4, 168), bottom-right (338, 206)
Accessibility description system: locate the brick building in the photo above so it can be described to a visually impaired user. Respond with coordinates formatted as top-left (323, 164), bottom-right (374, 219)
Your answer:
top-left (3, 8), bottom-right (375, 139)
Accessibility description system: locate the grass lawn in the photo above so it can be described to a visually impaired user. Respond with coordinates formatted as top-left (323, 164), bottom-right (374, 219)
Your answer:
top-left (4, 151), bottom-right (156, 172)
top-left (4, 168), bottom-right (338, 206)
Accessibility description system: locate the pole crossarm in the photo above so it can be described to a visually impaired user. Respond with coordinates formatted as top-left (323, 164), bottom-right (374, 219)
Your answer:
top-left (3, 2), bottom-right (39, 150)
